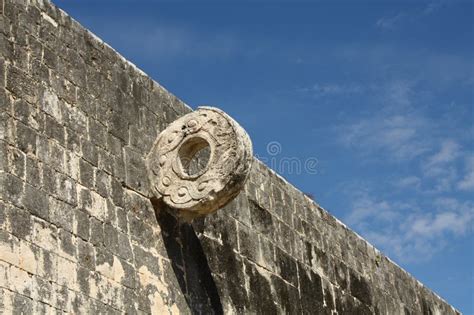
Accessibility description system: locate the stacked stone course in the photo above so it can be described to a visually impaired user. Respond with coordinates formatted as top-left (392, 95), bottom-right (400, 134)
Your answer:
top-left (0, 0), bottom-right (460, 314)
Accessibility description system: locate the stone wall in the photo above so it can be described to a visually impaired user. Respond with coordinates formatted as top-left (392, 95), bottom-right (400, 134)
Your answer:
top-left (0, 0), bottom-right (460, 314)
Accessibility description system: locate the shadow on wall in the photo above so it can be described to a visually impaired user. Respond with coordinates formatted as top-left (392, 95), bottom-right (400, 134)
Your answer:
top-left (152, 198), bottom-right (223, 315)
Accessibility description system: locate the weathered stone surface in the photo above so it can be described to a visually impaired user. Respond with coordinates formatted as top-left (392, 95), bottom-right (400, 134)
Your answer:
top-left (147, 107), bottom-right (253, 220)
top-left (0, 0), bottom-right (460, 314)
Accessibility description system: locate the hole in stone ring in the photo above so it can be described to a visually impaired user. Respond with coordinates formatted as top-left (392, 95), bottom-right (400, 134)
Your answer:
top-left (178, 136), bottom-right (211, 177)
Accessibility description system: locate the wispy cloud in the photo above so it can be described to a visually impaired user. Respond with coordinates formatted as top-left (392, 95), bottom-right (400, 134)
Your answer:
top-left (341, 115), bottom-right (428, 160)
top-left (87, 20), bottom-right (244, 63)
top-left (376, 0), bottom-right (449, 30)
top-left (345, 193), bottom-right (474, 263)
top-left (346, 193), bottom-right (400, 228)
top-left (338, 81), bottom-right (430, 161)
top-left (458, 155), bottom-right (474, 191)
top-left (395, 176), bottom-right (421, 189)
top-left (137, 26), bottom-right (241, 60)
top-left (422, 0), bottom-right (450, 15)
top-left (425, 139), bottom-right (460, 167)
top-left (421, 140), bottom-right (461, 192)
top-left (376, 13), bottom-right (407, 30)
top-left (298, 83), bottom-right (364, 98)
top-left (407, 204), bottom-right (472, 239)
top-left (338, 94), bottom-right (472, 262)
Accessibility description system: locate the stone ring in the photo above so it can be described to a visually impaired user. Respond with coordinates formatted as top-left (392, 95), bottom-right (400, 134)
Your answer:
top-left (147, 106), bottom-right (253, 219)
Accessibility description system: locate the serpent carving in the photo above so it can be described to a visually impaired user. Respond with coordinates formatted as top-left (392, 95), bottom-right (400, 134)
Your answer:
top-left (147, 107), bottom-right (253, 219)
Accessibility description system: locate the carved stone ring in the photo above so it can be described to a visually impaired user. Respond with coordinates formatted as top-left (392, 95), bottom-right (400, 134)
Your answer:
top-left (147, 106), bottom-right (253, 219)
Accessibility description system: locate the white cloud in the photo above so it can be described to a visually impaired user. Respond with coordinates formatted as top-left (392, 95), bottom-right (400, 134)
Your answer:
top-left (422, 0), bottom-right (449, 15)
top-left (458, 155), bottom-right (474, 191)
top-left (298, 83), bottom-right (363, 98)
top-left (91, 20), bottom-right (243, 63)
top-left (376, 0), bottom-right (449, 30)
top-left (413, 197), bottom-right (474, 237)
top-left (345, 194), bottom-right (474, 263)
top-left (425, 139), bottom-right (460, 168)
top-left (376, 13), bottom-right (406, 30)
top-left (340, 111), bottom-right (429, 161)
top-left (396, 176), bottom-right (421, 189)
top-left (336, 80), bottom-right (443, 161)
top-left (346, 193), bottom-right (399, 228)
top-left (383, 80), bottom-right (413, 108)
top-left (421, 140), bottom-right (461, 192)
top-left (139, 26), bottom-right (240, 60)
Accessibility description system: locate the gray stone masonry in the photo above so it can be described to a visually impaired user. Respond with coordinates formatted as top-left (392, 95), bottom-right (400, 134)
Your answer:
top-left (0, 0), bottom-right (460, 314)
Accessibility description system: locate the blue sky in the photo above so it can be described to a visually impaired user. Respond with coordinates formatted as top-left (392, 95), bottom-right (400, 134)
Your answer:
top-left (53, 0), bottom-right (473, 312)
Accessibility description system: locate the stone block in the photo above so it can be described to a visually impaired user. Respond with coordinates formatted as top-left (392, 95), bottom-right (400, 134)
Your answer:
top-left (74, 209), bottom-right (90, 241)
top-left (58, 229), bottom-right (76, 261)
top-left (22, 183), bottom-right (48, 220)
top-left (7, 205), bottom-right (31, 241)
top-left (98, 147), bottom-right (114, 175)
top-left (0, 229), bottom-right (20, 266)
top-left (6, 65), bottom-right (38, 104)
top-left (123, 146), bottom-right (148, 195)
top-left (32, 216), bottom-right (57, 252)
top-left (202, 211), bottom-right (238, 251)
top-left (271, 275), bottom-right (300, 314)
top-left (133, 245), bottom-right (161, 279)
top-left (249, 200), bottom-right (274, 237)
top-left (12, 99), bottom-right (31, 126)
top-left (89, 217), bottom-right (103, 247)
top-left (16, 121), bottom-right (37, 155)
top-left (116, 230), bottom-right (133, 262)
top-left (110, 177), bottom-right (124, 207)
top-left (0, 201), bottom-right (5, 229)
top-left (64, 151), bottom-right (80, 181)
top-left (7, 146), bottom-right (25, 179)
top-left (298, 262), bottom-right (324, 311)
top-left (43, 45), bottom-right (57, 70)
top-left (275, 246), bottom-right (298, 286)
top-left (18, 240), bottom-right (38, 274)
top-left (76, 265), bottom-right (91, 296)
top-left (112, 153), bottom-right (125, 182)
top-left (115, 206), bottom-right (127, 233)
top-left (81, 139), bottom-right (98, 167)
top-left (106, 133), bottom-right (122, 157)
top-left (237, 222), bottom-right (260, 263)
top-left (244, 262), bottom-right (278, 314)
top-left (0, 113), bottom-right (11, 150)
top-left (77, 238), bottom-right (94, 270)
top-left (94, 169), bottom-right (109, 198)
top-left (257, 235), bottom-right (276, 272)
top-left (0, 34), bottom-right (14, 61)
top-left (49, 197), bottom-right (73, 233)
top-left (48, 140), bottom-right (65, 172)
top-left (32, 277), bottom-right (53, 304)
top-left (65, 127), bottom-right (81, 155)
top-left (44, 114), bottom-right (65, 145)
top-left (57, 256), bottom-right (77, 290)
top-left (349, 269), bottom-right (373, 306)
top-left (25, 156), bottom-right (40, 187)
top-left (104, 199), bottom-right (116, 225)
top-left (88, 118), bottom-right (106, 149)
top-left (12, 293), bottom-right (33, 314)
top-left (9, 264), bottom-right (33, 296)
top-left (0, 172), bottom-right (24, 208)
top-left (36, 247), bottom-right (57, 282)
top-left (79, 158), bottom-right (94, 189)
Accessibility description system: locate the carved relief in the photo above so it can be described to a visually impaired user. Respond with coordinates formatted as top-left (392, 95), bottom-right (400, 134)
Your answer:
top-left (147, 107), bottom-right (253, 219)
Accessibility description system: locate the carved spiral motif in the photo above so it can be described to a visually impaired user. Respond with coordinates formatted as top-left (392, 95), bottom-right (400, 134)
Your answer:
top-left (147, 107), bottom-right (253, 218)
